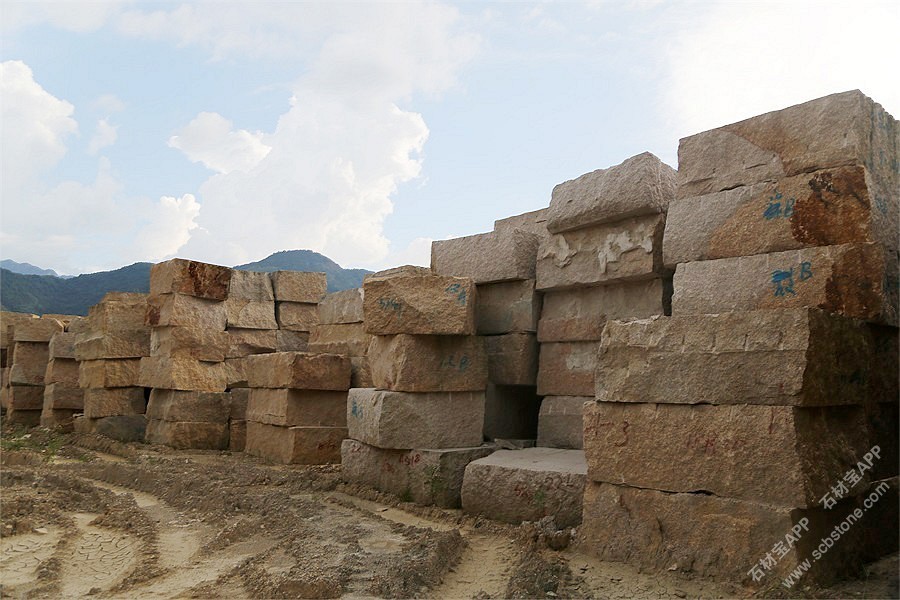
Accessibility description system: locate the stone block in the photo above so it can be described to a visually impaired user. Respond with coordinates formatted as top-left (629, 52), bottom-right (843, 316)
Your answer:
top-left (230, 420), bottom-right (246, 452)
top-left (247, 388), bottom-right (347, 427)
top-left (536, 341), bottom-right (599, 397)
top-left (547, 152), bottom-right (676, 233)
top-left (270, 271), bottom-right (327, 303)
top-left (341, 439), bottom-right (496, 508)
top-left (318, 288), bottom-right (364, 324)
top-left (225, 328), bottom-right (276, 358)
top-left (146, 293), bottom-right (228, 330)
top-left (583, 402), bottom-right (869, 507)
top-left (93, 415), bottom-right (147, 443)
top-left (152, 327), bottom-right (228, 361)
top-left (145, 419), bottom-right (229, 450)
top-left (347, 388), bottom-right (484, 449)
top-left (368, 334), bottom-right (487, 392)
top-left (13, 317), bottom-right (64, 342)
top-left (538, 279), bottom-right (669, 342)
top-left (364, 265), bottom-right (432, 281)
top-left (74, 329), bottom-right (151, 360)
top-left (275, 301), bottom-right (319, 332)
top-left (43, 383), bottom-right (84, 410)
top-left (224, 357), bottom-right (248, 388)
top-left (483, 384), bottom-right (541, 441)
top-left (484, 333), bottom-right (538, 386)
top-left (537, 397), bottom-right (585, 449)
top-left (475, 280), bottom-right (541, 335)
top-left (243, 352), bottom-right (351, 390)
top-left (867, 401), bottom-right (899, 480)
top-left (228, 388), bottom-right (249, 420)
top-left (596, 309), bottom-right (874, 406)
top-left (431, 228), bottom-right (539, 284)
top-left (79, 358), bottom-right (142, 389)
top-left (308, 323), bottom-right (371, 356)
top-left (138, 356), bottom-right (228, 392)
top-left (228, 269), bottom-right (275, 301)
top-left (275, 330), bottom-right (309, 352)
top-left (461, 448), bottom-right (587, 527)
top-left (245, 422), bottom-right (346, 464)
top-left (8, 385), bottom-right (45, 410)
top-left (10, 342), bottom-right (49, 385)
top-left (83, 387), bottom-right (146, 418)
top-left (48, 332), bottom-right (78, 359)
top-left (146, 389), bottom-right (231, 423)
top-left (150, 258), bottom-right (232, 301)
top-left (64, 315), bottom-right (89, 334)
top-left (350, 356), bottom-right (373, 388)
top-left (1, 312), bottom-right (38, 349)
top-left (87, 294), bottom-right (148, 332)
top-left (363, 274), bottom-right (476, 335)
top-left (5, 407), bottom-right (41, 427)
top-left (40, 408), bottom-right (78, 431)
top-left (44, 358), bottom-right (80, 386)
top-left (225, 299), bottom-right (277, 330)
top-left (672, 243), bottom-right (897, 325)
top-left (494, 208), bottom-right (550, 238)
top-left (536, 214), bottom-right (667, 290)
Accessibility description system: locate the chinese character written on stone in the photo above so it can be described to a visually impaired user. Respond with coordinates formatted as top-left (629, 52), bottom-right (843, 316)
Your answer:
top-left (763, 191), bottom-right (796, 219)
top-left (772, 268), bottom-right (795, 296)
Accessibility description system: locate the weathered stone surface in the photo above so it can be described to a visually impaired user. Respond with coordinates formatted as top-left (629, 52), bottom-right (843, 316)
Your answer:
top-left (538, 279), bottom-right (668, 342)
top-left (536, 341), bottom-right (599, 397)
top-left (270, 271), bottom-right (327, 303)
top-left (476, 280), bottom-right (541, 335)
top-left (547, 152), bottom-right (676, 234)
top-left (138, 356), bottom-right (228, 392)
top-left (676, 90), bottom-right (898, 202)
top-left (229, 388), bottom-right (249, 420)
top-left (79, 359), bottom-right (142, 389)
top-left (672, 243), bottom-right (898, 325)
top-left (13, 318), bottom-right (64, 342)
top-left (308, 323), bottom-right (371, 356)
top-left (145, 419), bottom-right (229, 450)
top-left (48, 332), bottom-right (77, 359)
top-left (364, 265), bottom-right (432, 281)
top-left (536, 214), bottom-right (667, 291)
top-left (224, 357), bottom-right (248, 388)
top-left (152, 326), bottom-right (228, 361)
top-left (318, 288), bottom-right (364, 324)
top-left (225, 299), bottom-right (277, 330)
top-left (8, 385), bottom-right (45, 409)
top-left (228, 269), bottom-right (275, 301)
top-left (150, 258), bottom-right (232, 300)
top-left (341, 439), bottom-right (496, 508)
top-left (494, 208), bottom-right (550, 238)
top-left (87, 294), bottom-right (148, 331)
top-left (230, 420), bottom-right (247, 452)
top-left (275, 302), bottom-right (319, 332)
top-left (431, 228), bottom-right (539, 284)
top-left (44, 358), bottom-right (80, 386)
top-left (74, 329), bottom-right (151, 360)
top-left (350, 356), bottom-right (372, 389)
top-left (368, 335), bottom-right (487, 392)
top-left (244, 352), bottom-right (351, 390)
top-left (483, 384), bottom-right (541, 441)
top-left (347, 388), bottom-right (484, 449)
top-left (537, 397), bottom-right (585, 449)
top-left (43, 383), bottom-right (84, 410)
top-left (596, 310), bottom-right (874, 406)
top-left (665, 166), bottom-right (898, 268)
top-left (584, 402), bottom-right (869, 507)
top-left (83, 387), bottom-right (146, 418)
top-left (4, 407), bottom-right (41, 426)
top-left (40, 408), bottom-right (78, 431)
top-left (461, 448), bottom-right (587, 527)
top-left (484, 333), bottom-right (538, 386)
top-left (146, 389), bottom-right (231, 423)
top-left (247, 388), bottom-right (347, 427)
top-left (64, 316), bottom-right (90, 334)
top-left (245, 422), bottom-right (346, 464)
top-left (1, 312), bottom-right (38, 349)
top-left (363, 274), bottom-right (476, 335)
top-left (10, 342), bottom-right (49, 385)
top-left (93, 415), bottom-right (147, 443)
top-left (869, 325), bottom-right (899, 406)
top-left (224, 328), bottom-right (275, 358)
top-left (146, 293), bottom-right (228, 330)
top-left (275, 330), bottom-right (309, 352)
top-left (867, 401), bottom-right (899, 480)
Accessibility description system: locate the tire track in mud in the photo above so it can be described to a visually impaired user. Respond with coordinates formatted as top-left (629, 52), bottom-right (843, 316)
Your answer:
top-left (0, 528), bottom-right (61, 588)
top-left (60, 513), bottom-right (140, 598)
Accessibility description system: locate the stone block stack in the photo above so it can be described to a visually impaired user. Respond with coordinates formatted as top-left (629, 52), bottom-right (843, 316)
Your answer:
top-left (0, 311), bottom-right (38, 416)
top-left (580, 91), bottom-right (899, 587)
top-left (272, 270), bottom-right (326, 348)
top-left (5, 316), bottom-right (65, 426)
top-left (341, 268), bottom-right (494, 507)
top-left (40, 316), bottom-right (89, 430)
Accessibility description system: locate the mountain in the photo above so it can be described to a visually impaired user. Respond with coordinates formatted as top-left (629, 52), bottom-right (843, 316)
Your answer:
top-left (1, 259), bottom-right (62, 278)
top-left (0, 250), bottom-right (370, 316)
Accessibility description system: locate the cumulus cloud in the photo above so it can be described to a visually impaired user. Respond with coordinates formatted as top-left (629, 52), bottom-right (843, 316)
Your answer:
top-left (134, 194), bottom-right (202, 261)
top-left (168, 112), bottom-right (271, 174)
top-left (87, 118), bottom-right (118, 155)
top-left (92, 93), bottom-right (126, 113)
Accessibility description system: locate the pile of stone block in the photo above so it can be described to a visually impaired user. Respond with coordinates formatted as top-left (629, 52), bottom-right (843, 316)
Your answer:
top-left (1, 311), bottom-right (39, 417)
top-left (580, 90), bottom-right (899, 587)
top-left (341, 268), bottom-right (495, 507)
top-left (4, 315), bottom-right (66, 426)
top-left (40, 316), bottom-right (88, 430)
top-left (308, 287), bottom-right (372, 388)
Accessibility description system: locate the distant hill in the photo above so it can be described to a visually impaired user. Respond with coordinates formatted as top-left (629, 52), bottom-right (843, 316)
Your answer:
top-left (0, 250), bottom-right (370, 316)
top-left (1, 259), bottom-right (62, 278)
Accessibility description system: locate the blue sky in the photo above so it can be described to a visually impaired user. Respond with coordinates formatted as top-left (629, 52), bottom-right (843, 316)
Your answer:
top-left (2, 1), bottom-right (898, 275)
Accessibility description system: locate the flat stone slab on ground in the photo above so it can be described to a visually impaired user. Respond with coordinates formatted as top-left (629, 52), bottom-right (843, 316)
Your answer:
top-left (243, 352), bottom-right (350, 390)
top-left (431, 228), bottom-right (539, 284)
top-left (363, 274), bottom-right (476, 335)
top-left (537, 396), bottom-right (586, 449)
top-left (368, 334), bottom-right (487, 392)
top-left (247, 388), bottom-right (347, 427)
top-left (245, 422), bottom-right (346, 464)
top-left (150, 258), bottom-right (232, 301)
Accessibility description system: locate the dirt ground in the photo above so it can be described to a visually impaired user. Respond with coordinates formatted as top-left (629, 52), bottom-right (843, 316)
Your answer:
top-left (0, 427), bottom-right (897, 600)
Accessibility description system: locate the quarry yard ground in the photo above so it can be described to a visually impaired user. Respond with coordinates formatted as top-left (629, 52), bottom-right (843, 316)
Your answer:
top-left (0, 429), bottom-right (896, 600)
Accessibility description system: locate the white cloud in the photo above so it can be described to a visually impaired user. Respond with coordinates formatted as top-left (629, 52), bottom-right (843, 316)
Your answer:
top-left (376, 237), bottom-right (435, 270)
top-left (168, 112), bottom-right (271, 174)
top-left (87, 118), bottom-right (118, 155)
top-left (134, 194), bottom-right (202, 261)
top-left (92, 93), bottom-right (126, 113)
top-left (1, 1), bottom-right (127, 34)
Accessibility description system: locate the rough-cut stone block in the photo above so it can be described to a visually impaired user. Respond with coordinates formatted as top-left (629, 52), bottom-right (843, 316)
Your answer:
top-left (228, 269), bottom-right (275, 301)
top-left (538, 279), bottom-right (668, 342)
top-left (536, 214), bottom-right (667, 290)
top-left (245, 422), bottom-right (346, 464)
top-left (64, 315), bottom-right (90, 334)
top-left (584, 402), bottom-right (869, 507)
top-left (224, 357), bottom-right (248, 388)
top-left (1, 312), bottom-right (38, 349)
top-left (275, 330), bottom-right (309, 352)
top-left (247, 388), bottom-right (347, 427)
top-left (676, 90), bottom-right (898, 201)
top-left (244, 352), bottom-right (350, 390)
top-left (87, 294), bottom-right (148, 332)
top-left (431, 228), bottom-right (539, 284)
top-left (341, 439), bottom-right (496, 508)
top-left (44, 358), bottom-right (80, 386)
top-left (476, 280), bottom-right (541, 335)
top-left (10, 342), bottom-right (49, 385)
top-left (536, 341), bottom-right (599, 397)
top-left (150, 258), bottom-right (232, 301)
top-left (230, 420), bottom-right (246, 452)
top-left (368, 335), bottom-right (487, 392)
top-left (347, 388), bottom-right (484, 449)
top-left (229, 388), bottom-right (249, 420)
top-left (270, 271), bottom-right (327, 303)
top-left (138, 356), bottom-right (228, 392)
top-left (350, 356), bottom-right (372, 389)
top-left (79, 359), bottom-right (142, 389)
top-left (40, 408), bottom-right (78, 430)
top-left (146, 293), bottom-right (227, 330)
top-left (308, 323), bottom-right (371, 356)
top-left (665, 166), bottom-right (898, 268)
top-left (13, 317), bottom-right (64, 342)
top-left (5, 407), bottom-right (41, 426)
top-left (483, 384), bottom-right (541, 441)
top-left (43, 383), bottom-right (84, 410)
top-left (318, 288), bottom-right (364, 324)
top-left (224, 328), bottom-right (276, 358)
top-left (494, 208), bottom-right (550, 238)
top-left (672, 243), bottom-right (897, 325)
top-left (74, 329), bottom-right (151, 360)
top-left (83, 387), bottom-right (146, 418)
top-left (145, 419), bottom-right (229, 450)
top-left (537, 397), bottom-right (585, 449)
top-left (152, 327), bottom-right (227, 361)
top-left (363, 274), bottom-right (476, 335)
top-left (547, 152), bottom-right (676, 233)
top-left (225, 299), bottom-right (277, 330)
top-left (146, 389), bottom-right (231, 423)
top-left (484, 333), bottom-right (538, 386)
top-left (365, 265), bottom-right (432, 281)
top-left (461, 448), bottom-right (587, 527)
top-left (275, 301), bottom-right (319, 332)
top-left (8, 385), bottom-right (45, 410)
top-left (867, 401), bottom-right (899, 480)
top-left (0, 382), bottom-right (7, 409)
top-left (48, 332), bottom-right (78, 359)
top-left (93, 415), bottom-right (147, 443)
top-left (596, 310), bottom-right (874, 406)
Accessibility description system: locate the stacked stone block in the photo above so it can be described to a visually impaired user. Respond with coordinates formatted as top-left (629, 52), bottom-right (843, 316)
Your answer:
top-left (1, 311), bottom-right (39, 416)
top-left (6, 316), bottom-right (66, 426)
top-left (40, 316), bottom-right (88, 430)
top-left (272, 270), bottom-right (325, 342)
top-left (341, 268), bottom-right (494, 507)
top-left (307, 286), bottom-right (371, 387)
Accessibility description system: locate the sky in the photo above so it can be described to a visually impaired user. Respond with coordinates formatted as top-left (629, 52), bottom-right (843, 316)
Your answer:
top-left (1, 0), bottom-right (898, 276)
